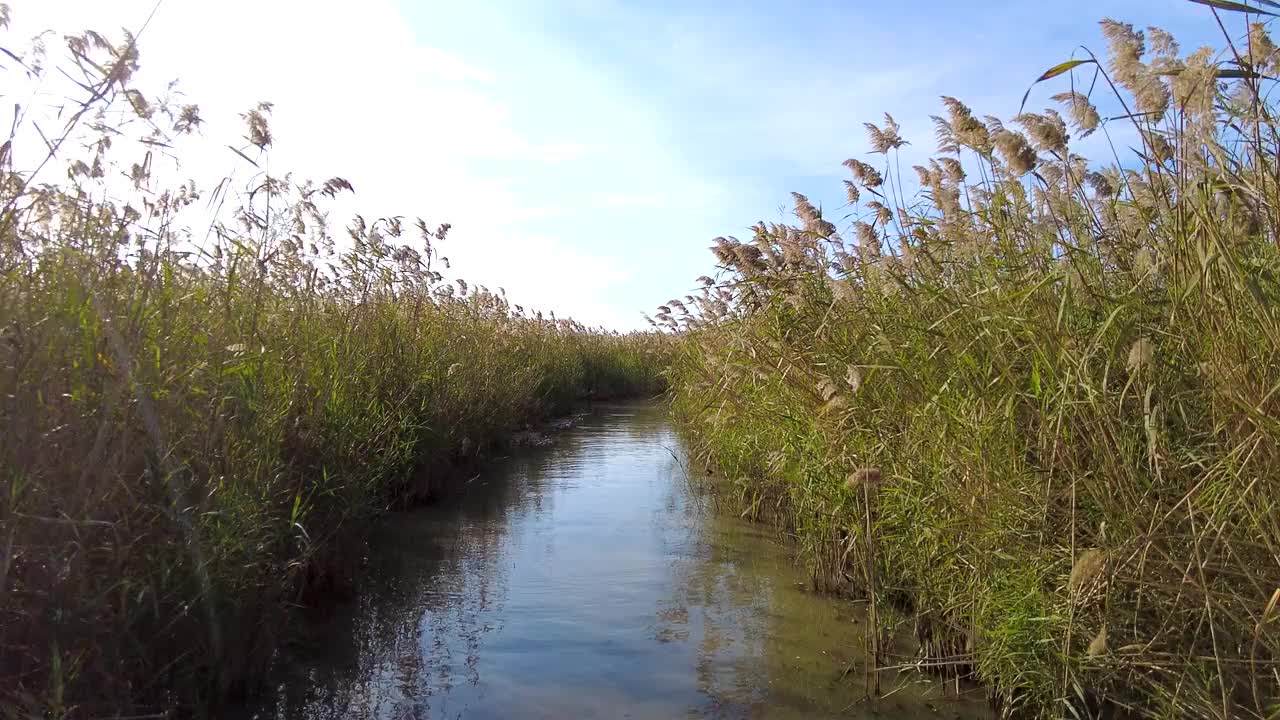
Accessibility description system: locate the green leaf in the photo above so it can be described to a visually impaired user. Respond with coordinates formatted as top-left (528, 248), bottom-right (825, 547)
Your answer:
top-left (1154, 65), bottom-right (1267, 79)
top-left (1187, 0), bottom-right (1278, 16)
top-left (1021, 58), bottom-right (1098, 111)
top-left (226, 143), bottom-right (260, 168)
top-left (1214, 68), bottom-right (1266, 79)
top-left (1036, 59), bottom-right (1095, 82)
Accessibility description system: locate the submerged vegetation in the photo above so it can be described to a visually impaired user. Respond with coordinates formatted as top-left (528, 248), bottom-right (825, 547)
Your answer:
top-left (666, 7), bottom-right (1280, 720)
top-left (0, 12), bottom-right (664, 716)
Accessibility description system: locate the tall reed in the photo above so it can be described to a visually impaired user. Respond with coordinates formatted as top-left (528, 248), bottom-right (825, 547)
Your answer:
top-left (0, 12), bottom-right (666, 716)
top-left (666, 6), bottom-right (1280, 718)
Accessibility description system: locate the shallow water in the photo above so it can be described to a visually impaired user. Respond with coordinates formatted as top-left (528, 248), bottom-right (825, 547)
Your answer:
top-left (260, 402), bottom-right (991, 719)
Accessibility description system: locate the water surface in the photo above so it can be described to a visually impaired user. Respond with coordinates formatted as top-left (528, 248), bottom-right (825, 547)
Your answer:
top-left (263, 402), bottom-right (990, 719)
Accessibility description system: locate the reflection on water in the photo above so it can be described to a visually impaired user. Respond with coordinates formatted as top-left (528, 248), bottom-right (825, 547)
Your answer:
top-left (258, 402), bottom-right (991, 719)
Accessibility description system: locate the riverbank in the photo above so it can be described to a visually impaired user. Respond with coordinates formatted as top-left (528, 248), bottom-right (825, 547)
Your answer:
top-left (662, 15), bottom-right (1280, 720)
top-left (1, 258), bottom-right (667, 718)
top-left (0, 23), bottom-right (668, 716)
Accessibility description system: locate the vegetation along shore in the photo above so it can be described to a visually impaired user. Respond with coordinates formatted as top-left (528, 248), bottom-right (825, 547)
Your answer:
top-left (7, 0), bottom-right (1280, 718)
top-left (0, 10), bottom-right (666, 716)
top-left (664, 5), bottom-right (1280, 719)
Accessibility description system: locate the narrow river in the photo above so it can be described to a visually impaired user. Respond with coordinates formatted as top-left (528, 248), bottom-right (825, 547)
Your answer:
top-left (259, 402), bottom-right (991, 719)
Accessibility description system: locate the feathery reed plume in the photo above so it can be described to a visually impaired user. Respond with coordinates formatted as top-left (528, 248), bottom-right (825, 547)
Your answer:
top-left (1051, 91), bottom-right (1101, 137)
top-left (843, 158), bottom-right (884, 188)
top-left (1127, 337), bottom-right (1154, 373)
top-left (941, 96), bottom-right (993, 154)
top-left (939, 156), bottom-right (965, 183)
top-left (1100, 19), bottom-right (1169, 120)
top-left (853, 222), bottom-right (882, 261)
top-left (843, 179), bottom-right (861, 205)
top-left (867, 200), bottom-right (893, 226)
top-left (1084, 170), bottom-right (1115, 197)
top-left (1069, 548), bottom-right (1106, 593)
top-left (865, 113), bottom-right (908, 154)
top-left (1087, 626), bottom-right (1108, 657)
top-left (242, 101), bottom-right (275, 149)
top-left (792, 192), bottom-right (837, 237)
top-left (845, 467), bottom-right (882, 490)
top-left (1248, 22), bottom-right (1280, 75)
top-left (1015, 111), bottom-right (1069, 156)
top-left (994, 128), bottom-right (1038, 175)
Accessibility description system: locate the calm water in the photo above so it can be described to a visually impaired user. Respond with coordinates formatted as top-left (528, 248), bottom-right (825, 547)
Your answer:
top-left (260, 402), bottom-right (991, 719)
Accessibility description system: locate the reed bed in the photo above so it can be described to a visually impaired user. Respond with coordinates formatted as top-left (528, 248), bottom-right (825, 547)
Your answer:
top-left (0, 13), bottom-right (665, 716)
top-left (666, 5), bottom-right (1280, 718)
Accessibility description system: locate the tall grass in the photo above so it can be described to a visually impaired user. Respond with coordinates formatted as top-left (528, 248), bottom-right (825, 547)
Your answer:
top-left (666, 7), bottom-right (1280, 719)
top-left (0, 13), bottom-right (665, 717)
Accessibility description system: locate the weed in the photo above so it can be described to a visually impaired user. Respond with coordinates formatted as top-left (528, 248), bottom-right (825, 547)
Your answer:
top-left (666, 6), bottom-right (1280, 718)
top-left (0, 12), bottom-right (665, 716)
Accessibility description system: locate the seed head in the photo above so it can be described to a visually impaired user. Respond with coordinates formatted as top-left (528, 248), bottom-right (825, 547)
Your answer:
top-left (1100, 19), bottom-right (1169, 120)
top-left (1171, 47), bottom-right (1217, 129)
top-left (1249, 22), bottom-right (1280, 75)
top-left (939, 156), bottom-right (966, 183)
top-left (843, 158), bottom-right (884, 188)
top-left (1101, 19), bottom-right (1145, 81)
top-left (865, 113), bottom-right (908, 154)
top-left (843, 179), bottom-right (861, 205)
top-left (1015, 111), bottom-right (1069, 156)
top-left (866, 201), bottom-right (893, 226)
top-left (1051, 91), bottom-right (1100, 137)
top-left (994, 129), bottom-right (1037, 175)
top-left (845, 467), bottom-right (882, 489)
top-left (1148, 26), bottom-right (1178, 57)
top-left (792, 192), bottom-right (836, 237)
top-left (241, 101), bottom-right (274, 149)
top-left (1084, 171), bottom-right (1115, 197)
top-left (941, 96), bottom-right (992, 154)
top-left (854, 222), bottom-right (880, 256)
top-left (1127, 337), bottom-right (1154, 373)
top-left (1087, 626), bottom-right (1108, 657)
top-left (1069, 548), bottom-right (1106, 593)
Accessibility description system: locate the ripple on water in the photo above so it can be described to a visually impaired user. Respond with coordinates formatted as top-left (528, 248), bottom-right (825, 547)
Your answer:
top-left (252, 402), bottom-right (992, 720)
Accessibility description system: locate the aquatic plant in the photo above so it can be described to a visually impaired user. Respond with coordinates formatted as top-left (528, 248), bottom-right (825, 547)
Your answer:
top-left (0, 10), bottom-right (666, 716)
top-left (667, 5), bottom-right (1280, 718)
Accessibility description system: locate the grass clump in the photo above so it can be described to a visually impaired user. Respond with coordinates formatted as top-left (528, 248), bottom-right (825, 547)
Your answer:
top-left (0, 13), bottom-right (665, 717)
top-left (665, 8), bottom-right (1280, 719)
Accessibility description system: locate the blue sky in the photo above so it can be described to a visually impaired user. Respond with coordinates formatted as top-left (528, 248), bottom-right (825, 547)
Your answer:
top-left (14, 0), bottom-right (1234, 328)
